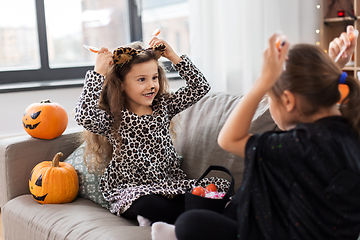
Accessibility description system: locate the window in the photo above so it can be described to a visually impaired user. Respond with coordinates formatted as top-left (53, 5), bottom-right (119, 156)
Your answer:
top-left (44, 0), bottom-right (130, 68)
top-left (0, 1), bottom-right (40, 71)
top-left (140, 0), bottom-right (189, 81)
top-left (0, 0), bottom-right (189, 91)
top-left (0, 0), bottom-right (141, 91)
top-left (141, 0), bottom-right (189, 56)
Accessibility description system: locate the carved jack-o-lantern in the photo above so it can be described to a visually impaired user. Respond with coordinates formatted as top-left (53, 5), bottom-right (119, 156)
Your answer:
top-left (29, 152), bottom-right (79, 204)
top-left (22, 99), bottom-right (68, 139)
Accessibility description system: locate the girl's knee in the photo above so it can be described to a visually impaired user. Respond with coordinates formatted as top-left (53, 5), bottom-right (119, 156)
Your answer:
top-left (175, 210), bottom-right (213, 240)
top-left (175, 209), bottom-right (237, 240)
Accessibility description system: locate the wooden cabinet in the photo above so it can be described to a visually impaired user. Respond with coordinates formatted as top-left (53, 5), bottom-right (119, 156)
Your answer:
top-left (320, 0), bottom-right (360, 78)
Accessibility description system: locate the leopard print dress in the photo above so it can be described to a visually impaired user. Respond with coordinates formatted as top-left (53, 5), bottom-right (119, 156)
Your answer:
top-left (75, 55), bottom-right (230, 216)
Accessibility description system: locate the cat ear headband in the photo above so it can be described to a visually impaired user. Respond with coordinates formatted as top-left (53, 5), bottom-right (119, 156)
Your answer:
top-left (113, 43), bottom-right (166, 70)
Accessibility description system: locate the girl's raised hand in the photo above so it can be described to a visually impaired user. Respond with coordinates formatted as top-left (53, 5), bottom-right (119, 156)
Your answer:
top-left (149, 37), bottom-right (181, 65)
top-left (94, 47), bottom-right (113, 77)
top-left (329, 25), bottom-right (358, 68)
top-left (257, 34), bottom-right (289, 91)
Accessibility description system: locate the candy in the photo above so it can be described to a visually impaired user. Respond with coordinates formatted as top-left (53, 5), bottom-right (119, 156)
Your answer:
top-left (192, 186), bottom-right (205, 197)
top-left (152, 28), bottom-right (161, 37)
top-left (191, 184), bottom-right (225, 199)
top-left (205, 183), bottom-right (217, 192)
top-left (276, 35), bottom-right (287, 50)
top-left (83, 45), bottom-right (100, 53)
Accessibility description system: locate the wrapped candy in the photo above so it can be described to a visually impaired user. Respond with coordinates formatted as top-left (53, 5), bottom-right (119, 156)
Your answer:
top-left (205, 191), bottom-right (225, 199)
top-left (191, 184), bottom-right (225, 199)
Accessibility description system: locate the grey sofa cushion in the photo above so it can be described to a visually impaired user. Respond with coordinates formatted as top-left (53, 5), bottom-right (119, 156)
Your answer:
top-left (173, 92), bottom-right (276, 190)
top-left (2, 195), bottom-right (150, 240)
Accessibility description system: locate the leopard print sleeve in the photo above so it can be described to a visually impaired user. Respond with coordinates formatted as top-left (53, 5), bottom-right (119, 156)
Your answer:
top-left (165, 55), bottom-right (211, 119)
top-left (74, 70), bottom-right (112, 136)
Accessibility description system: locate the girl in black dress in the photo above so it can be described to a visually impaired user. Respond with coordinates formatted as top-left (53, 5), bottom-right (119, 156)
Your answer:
top-left (152, 26), bottom-right (360, 240)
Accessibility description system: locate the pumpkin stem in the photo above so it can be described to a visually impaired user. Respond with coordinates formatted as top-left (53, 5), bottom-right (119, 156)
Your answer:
top-left (52, 152), bottom-right (63, 167)
top-left (40, 99), bottom-right (51, 104)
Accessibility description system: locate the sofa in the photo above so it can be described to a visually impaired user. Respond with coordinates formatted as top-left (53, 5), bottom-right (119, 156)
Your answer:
top-left (0, 92), bottom-right (276, 240)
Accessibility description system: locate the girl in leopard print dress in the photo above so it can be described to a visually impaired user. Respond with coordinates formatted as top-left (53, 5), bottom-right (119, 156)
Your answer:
top-left (74, 37), bottom-right (229, 225)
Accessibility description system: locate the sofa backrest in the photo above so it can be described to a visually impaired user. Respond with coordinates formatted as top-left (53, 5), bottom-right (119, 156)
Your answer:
top-left (0, 92), bottom-right (277, 207)
top-left (172, 92), bottom-right (277, 190)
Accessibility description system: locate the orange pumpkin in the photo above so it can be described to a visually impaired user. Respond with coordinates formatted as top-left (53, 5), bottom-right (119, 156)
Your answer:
top-left (29, 152), bottom-right (79, 204)
top-left (22, 99), bottom-right (68, 139)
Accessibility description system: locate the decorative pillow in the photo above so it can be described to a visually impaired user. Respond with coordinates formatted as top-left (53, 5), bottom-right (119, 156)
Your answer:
top-left (64, 143), bottom-right (110, 209)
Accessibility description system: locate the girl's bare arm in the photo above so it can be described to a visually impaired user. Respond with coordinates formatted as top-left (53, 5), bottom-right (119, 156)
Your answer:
top-left (218, 34), bottom-right (289, 158)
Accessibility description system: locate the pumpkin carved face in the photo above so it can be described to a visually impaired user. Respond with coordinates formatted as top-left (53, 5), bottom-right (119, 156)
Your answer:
top-left (22, 99), bottom-right (68, 139)
top-left (29, 152), bottom-right (79, 204)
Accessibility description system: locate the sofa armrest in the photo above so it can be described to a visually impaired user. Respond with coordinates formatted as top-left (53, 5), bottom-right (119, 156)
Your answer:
top-left (0, 128), bottom-right (83, 207)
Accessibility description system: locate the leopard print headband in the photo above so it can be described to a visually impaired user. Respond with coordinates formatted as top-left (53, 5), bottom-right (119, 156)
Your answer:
top-left (113, 43), bottom-right (166, 70)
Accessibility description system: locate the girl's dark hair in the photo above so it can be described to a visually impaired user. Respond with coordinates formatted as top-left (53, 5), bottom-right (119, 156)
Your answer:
top-left (82, 41), bottom-right (170, 172)
top-left (270, 43), bottom-right (360, 136)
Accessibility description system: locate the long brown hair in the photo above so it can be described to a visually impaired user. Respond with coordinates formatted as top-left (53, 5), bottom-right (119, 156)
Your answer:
top-left (83, 41), bottom-right (170, 173)
top-left (98, 42), bottom-right (169, 131)
top-left (270, 43), bottom-right (360, 136)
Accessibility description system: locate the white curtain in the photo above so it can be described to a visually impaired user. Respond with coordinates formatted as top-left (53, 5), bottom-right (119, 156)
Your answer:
top-left (188, 0), bottom-right (320, 94)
